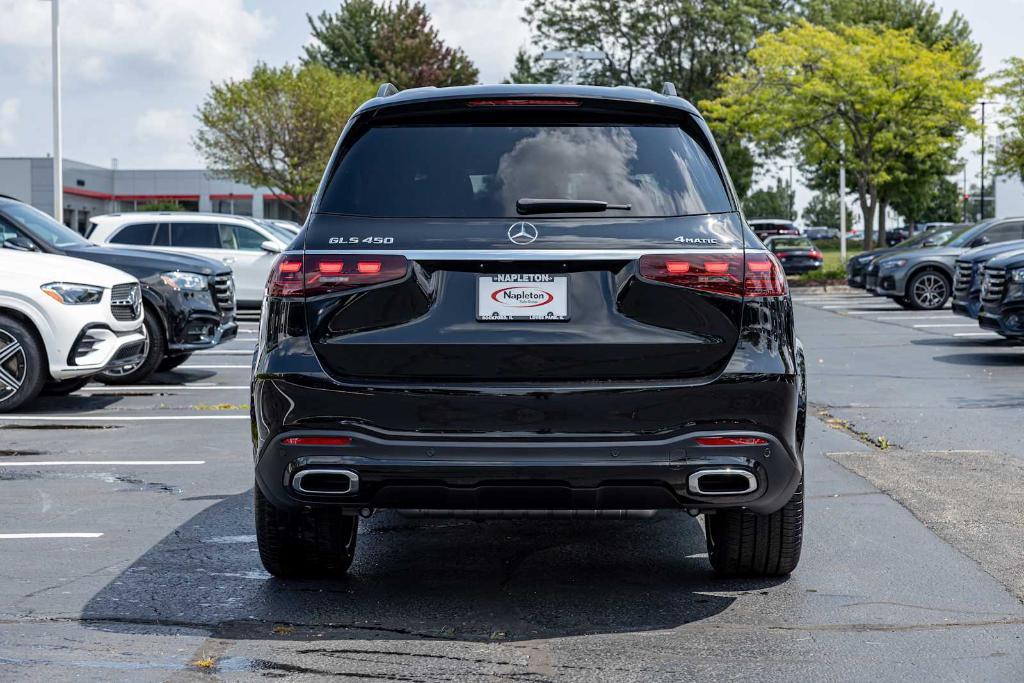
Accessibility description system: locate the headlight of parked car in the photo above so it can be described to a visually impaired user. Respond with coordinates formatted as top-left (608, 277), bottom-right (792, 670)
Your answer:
top-left (40, 282), bottom-right (104, 305)
top-left (1010, 268), bottom-right (1024, 283)
top-left (160, 271), bottom-right (207, 291)
top-left (878, 258), bottom-right (908, 270)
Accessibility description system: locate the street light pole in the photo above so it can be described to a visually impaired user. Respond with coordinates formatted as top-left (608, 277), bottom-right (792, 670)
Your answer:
top-left (980, 100), bottom-right (991, 221)
top-left (839, 139), bottom-right (847, 263)
top-left (46, 0), bottom-right (63, 224)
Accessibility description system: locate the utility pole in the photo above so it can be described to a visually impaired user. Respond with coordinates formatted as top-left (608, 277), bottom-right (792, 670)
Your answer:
top-left (962, 163), bottom-right (968, 223)
top-left (45, 0), bottom-right (63, 224)
top-left (980, 100), bottom-right (992, 221)
top-left (839, 139), bottom-right (847, 263)
top-left (784, 165), bottom-right (795, 220)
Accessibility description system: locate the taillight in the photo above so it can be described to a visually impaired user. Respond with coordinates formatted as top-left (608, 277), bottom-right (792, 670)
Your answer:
top-left (267, 254), bottom-right (408, 298)
top-left (282, 436), bottom-right (353, 446)
top-left (466, 99), bottom-right (580, 107)
top-left (696, 436), bottom-right (769, 446)
top-left (639, 252), bottom-right (787, 298)
top-left (809, 249), bottom-right (823, 260)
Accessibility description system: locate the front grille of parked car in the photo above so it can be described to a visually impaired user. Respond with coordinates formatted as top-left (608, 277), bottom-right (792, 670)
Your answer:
top-left (981, 267), bottom-right (1006, 304)
top-left (110, 283), bottom-right (141, 321)
top-left (212, 274), bottom-right (236, 314)
top-left (954, 261), bottom-right (974, 295)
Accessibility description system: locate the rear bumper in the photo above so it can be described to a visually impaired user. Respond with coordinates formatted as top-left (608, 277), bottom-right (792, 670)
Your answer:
top-left (255, 428), bottom-right (802, 516)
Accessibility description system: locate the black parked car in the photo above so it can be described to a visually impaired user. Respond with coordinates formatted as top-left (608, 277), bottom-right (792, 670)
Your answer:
top-left (764, 236), bottom-right (823, 274)
top-left (747, 219), bottom-right (800, 242)
top-left (0, 198), bottom-right (237, 383)
top-left (979, 248), bottom-right (1024, 338)
top-left (952, 239), bottom-right (1024, 320)
top-left (252, 83), bottom-right (806, 579)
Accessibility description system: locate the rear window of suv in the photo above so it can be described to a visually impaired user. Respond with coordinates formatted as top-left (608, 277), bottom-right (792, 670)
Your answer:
top-left (318, 125), bottom-right (732, 218)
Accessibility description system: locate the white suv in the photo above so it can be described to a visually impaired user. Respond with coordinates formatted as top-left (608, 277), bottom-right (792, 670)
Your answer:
top-left (87, 213), bottom-right (295, 306)
top-left (0, 250), bottom-right (147, 411)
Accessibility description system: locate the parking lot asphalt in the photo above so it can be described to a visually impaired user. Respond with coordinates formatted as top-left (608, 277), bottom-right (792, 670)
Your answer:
top-left (1, 311), bottom-right (1023, 681)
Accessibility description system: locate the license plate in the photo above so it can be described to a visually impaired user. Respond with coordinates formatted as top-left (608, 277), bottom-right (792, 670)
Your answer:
top-left (476, 275), bottom-right (569, 321)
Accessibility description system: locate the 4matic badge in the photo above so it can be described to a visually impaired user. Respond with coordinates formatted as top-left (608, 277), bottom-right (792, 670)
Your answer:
top-left (671, 237), bottom-right (720, 245)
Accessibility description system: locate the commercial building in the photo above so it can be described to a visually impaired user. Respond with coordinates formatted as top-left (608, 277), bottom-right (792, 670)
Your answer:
top-left (995, 175), bottom-right (1024, 219)
top-left (0, 156), bottom-right (301, 234)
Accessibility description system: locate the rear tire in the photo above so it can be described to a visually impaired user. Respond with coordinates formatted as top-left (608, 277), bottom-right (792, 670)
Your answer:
top-left (95, 313), bottom-right (164, 385)
top-left (0, 315), bottom-right (45, 413)
top-left (157, 353), bottom-right (191, 373)
top-left (41, 376), bottom-right (91, 396)
top-left (254, 485), bottom-right (358, 578)
top-left (705, 479), bottom-right (804, 577)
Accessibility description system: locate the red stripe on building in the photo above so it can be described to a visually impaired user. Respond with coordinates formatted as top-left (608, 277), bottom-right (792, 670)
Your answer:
top-left (64, 187), bottom-right (113, 199)
top-left (263, 193), bottom-right (295, 200)
top-left (114, 194), bottom-right (200, 201)
top-left (210, 193), bottom-right (253, 200)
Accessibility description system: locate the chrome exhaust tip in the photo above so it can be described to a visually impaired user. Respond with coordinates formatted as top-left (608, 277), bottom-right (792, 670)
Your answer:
top-left (291, 468), bottom-right (359, 496)
top-left (688, 469), bottom-right (757, 496)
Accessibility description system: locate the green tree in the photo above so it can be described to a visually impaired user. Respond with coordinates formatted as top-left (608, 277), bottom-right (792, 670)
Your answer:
top-left (798, 0), bottom-right (979, 241)
top-left (993, 57), bottom-right (1024, 183)
top-left (743, 179), bottom-right (795, 220)
top-left (512, 0), bottom-right (799, 198)
top-left (702, 22), bottom-right (982, 250)
top-left (802, 191), bottom-right (853, 229)
top-left (304, 0), bottom-right (478, 88)
top-left (194, 63), bottom-right (376, 218)
top-left (888, 175), bottom-right (961, 225)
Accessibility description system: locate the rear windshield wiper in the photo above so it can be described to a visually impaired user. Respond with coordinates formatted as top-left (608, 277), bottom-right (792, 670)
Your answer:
top-left (516, 198), bottom-right (632, 215)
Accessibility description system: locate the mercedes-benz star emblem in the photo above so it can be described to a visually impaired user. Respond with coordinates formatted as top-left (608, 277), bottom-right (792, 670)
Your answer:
top-left (507, 221), bottom-right (538, 245)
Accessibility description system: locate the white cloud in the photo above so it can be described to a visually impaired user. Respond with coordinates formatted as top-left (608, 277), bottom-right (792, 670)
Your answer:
top-left (0, 0), bottom-right (272, 84)
top-left (424, 0), bottom-right (529, 83)
top-left (134, 108), bottom-right (198, 166)
top-left (0, 98), bottom-right (19, 146)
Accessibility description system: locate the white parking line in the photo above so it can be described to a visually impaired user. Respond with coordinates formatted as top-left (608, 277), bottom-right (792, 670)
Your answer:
top-left (953, 332), bottom-right (1001, 337)
top-left (0, 415), bottom-right (248, 421)
top-left (192, 350), bottom-right (254, 356)
top-left (912, 323), bottom-right (978, 328)
top-left (875, 315), bottom-right (955, 321)
top-left (822, 304), bottom-right (899, 309)
top-left (0, 533), bottom-right (103, 539)
top-left (0, 460), bottom-right (205, 467)
top-left (180, 364), bottom-right (251, 369)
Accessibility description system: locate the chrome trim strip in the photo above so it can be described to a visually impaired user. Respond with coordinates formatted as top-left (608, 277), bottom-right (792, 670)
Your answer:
top-left (291, 468), bottom-right (360, 496)
top-left (687, 469), bottom-right (758, 496)
top-left (297, 248), bottom-right (759, 260)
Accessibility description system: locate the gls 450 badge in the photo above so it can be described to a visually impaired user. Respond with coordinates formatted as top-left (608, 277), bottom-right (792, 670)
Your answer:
top-left (674, 237), bottom-right (718, 245)
top-left (328, 236), bottom-right (395, 245)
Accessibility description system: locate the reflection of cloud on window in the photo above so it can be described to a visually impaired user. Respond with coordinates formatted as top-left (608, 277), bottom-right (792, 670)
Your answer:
top-left (496, 128), bottom-right (678, 215)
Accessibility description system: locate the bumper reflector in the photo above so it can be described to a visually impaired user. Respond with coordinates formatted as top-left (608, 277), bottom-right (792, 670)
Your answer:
top-left (282, 436), bottom-right (353, 446)
top-left (696, 436), bottom-right (769, 446)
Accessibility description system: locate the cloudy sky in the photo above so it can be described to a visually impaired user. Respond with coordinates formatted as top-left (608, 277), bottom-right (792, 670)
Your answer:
top-left (0, 0), bottom-right (1020, 209)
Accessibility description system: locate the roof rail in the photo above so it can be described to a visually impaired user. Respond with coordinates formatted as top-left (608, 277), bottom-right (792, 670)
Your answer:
top-left (376, 83), bottom-right (399, 98)
top-left (661, 82), bottom-right (678, 97)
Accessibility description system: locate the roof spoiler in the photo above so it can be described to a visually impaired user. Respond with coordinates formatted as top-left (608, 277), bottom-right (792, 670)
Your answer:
top-left (376, 83), bottom-right (399, 98)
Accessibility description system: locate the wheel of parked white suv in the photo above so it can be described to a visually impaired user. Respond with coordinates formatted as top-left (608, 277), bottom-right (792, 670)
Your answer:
top-left (254, 485), bottom-right (359, 578)
top-left (704, 478), bottom-right (804, 577)
top-left (0, 314), bottom-right (45, 413)
top-left (904, 270), bottom-right (951, 310)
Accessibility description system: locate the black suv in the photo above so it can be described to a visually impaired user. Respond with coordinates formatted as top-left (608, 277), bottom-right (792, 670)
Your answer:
top-left (0, 198), bottom-right (237, 383)
top-left (952, 240), bottom-right (1024, 320)
top-left (252, 84), bottom-right (806, 579)
top-left (979, 248), bottom-right (1024, 338)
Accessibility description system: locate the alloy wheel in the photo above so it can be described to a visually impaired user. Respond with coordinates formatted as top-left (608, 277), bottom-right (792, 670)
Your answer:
top-left (912, 273), bottom-right (948, 309)
top-left (0, 329), bottom-right (27, 402)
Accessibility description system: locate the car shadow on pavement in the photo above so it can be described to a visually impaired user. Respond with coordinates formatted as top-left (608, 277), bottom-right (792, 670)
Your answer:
top-left (80, 490), bottom-right (785, 642)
